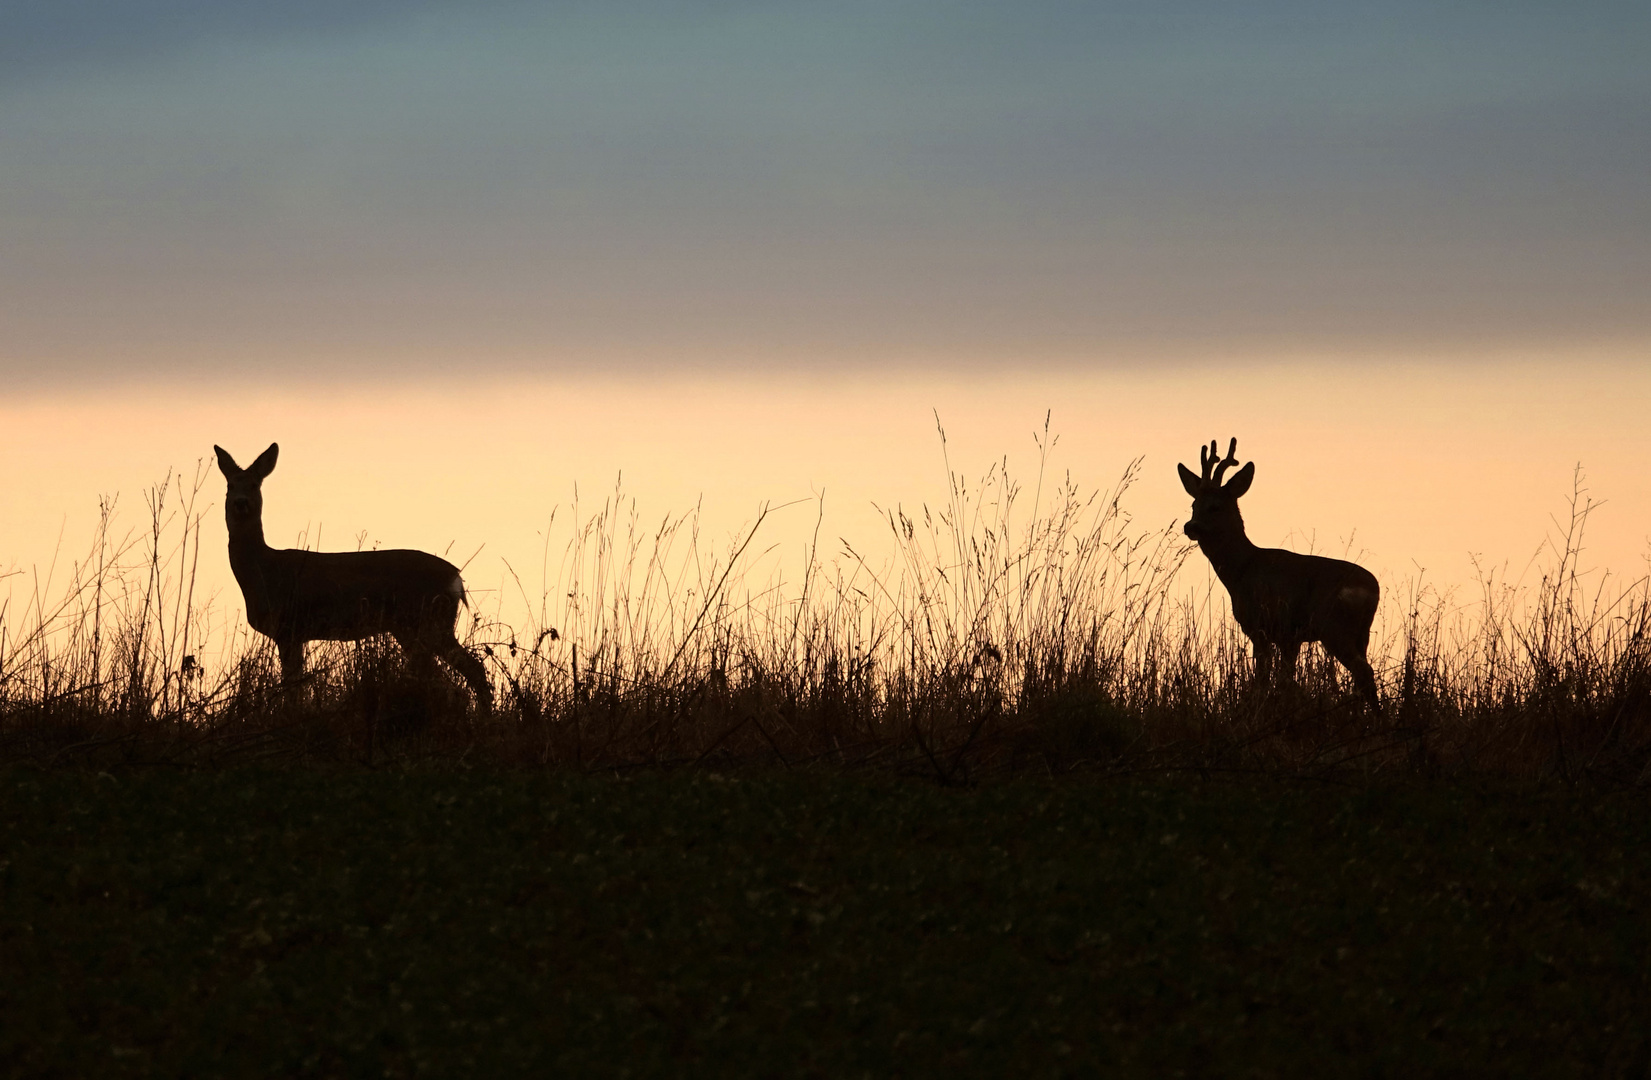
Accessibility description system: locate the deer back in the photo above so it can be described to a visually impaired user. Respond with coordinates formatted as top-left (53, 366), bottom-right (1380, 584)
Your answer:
top-left (1226, 547), bottom-right (1379, 648)
top-left (232, 546), bottom-right (466, 643)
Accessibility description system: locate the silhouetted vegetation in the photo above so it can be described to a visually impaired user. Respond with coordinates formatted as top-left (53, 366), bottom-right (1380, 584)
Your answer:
top-left (6, 433), bottom-right (1651, 1075)
top-left (3, 428), bottom-right (1647, 784)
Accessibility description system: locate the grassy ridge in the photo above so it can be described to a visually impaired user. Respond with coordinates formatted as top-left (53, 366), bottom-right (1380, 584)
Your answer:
top-left (5, 768), bottom-right (1648, 1077)
top-left (5, 447), bottom-right (1650, 1074)
top-left (5, 456), bottom-right (1648, 781)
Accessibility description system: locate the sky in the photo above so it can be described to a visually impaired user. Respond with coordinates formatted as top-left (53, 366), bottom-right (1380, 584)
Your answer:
top-left (1, 1), bottom-right (1648, 657)
top-left (2, 0), bottom-right (1647, 383)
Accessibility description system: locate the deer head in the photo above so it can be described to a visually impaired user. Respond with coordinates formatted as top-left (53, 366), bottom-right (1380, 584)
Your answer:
top-left (214, 443), bottom-right (279, 543)
top-left (1177, 437), bottom-right (1255, 543)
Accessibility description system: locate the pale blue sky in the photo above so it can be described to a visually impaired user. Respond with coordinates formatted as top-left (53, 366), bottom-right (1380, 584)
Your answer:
top-left (2, 1), bottom-right (1647, 384)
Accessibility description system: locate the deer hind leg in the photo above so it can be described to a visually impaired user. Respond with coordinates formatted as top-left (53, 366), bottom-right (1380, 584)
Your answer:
top-left (1326, 640), bottom-right (1380, 709)
top-left (440, 640), bottom-right (493, 714)
top-left (395, 628), bottom-right (493, 714)
top-left (391, 632), bottom-right (440, 683)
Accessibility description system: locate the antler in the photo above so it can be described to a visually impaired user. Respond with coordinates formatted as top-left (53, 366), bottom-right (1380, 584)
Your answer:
top-left (1197, 437), bottom-right (1242, 487)
top-left (1211, 437), bottom-right (1240, 487)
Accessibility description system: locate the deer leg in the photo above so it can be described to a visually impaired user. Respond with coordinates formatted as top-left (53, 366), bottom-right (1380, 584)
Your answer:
top-left (397, 629), bottom-right (493, 713)
top-left (277, 640), bottom-right (305, 686)
top-left (439, 640), bottom-right (494, 714)
top-left (1351, 658), bottom-right (1380, 709)
top-left (1279, 641), bottom-right (1303, 688)
top-left (395, 636), bottom-right (443, 700)
top-left (1250, 639), bottom-right (1274, 694)
top-left (390, 631), bottom-right (440, 688)
top-left (1327, 643), bottom-right (1381, 709)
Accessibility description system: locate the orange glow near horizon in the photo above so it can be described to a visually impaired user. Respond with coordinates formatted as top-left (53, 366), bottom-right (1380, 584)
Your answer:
top-left (3, 351), bottom-right (1648, 667)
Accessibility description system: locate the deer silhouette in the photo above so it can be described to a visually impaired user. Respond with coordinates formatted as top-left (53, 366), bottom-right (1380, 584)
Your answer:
top-left (214, 443), bottom-right (493, 711)
top-left (1178, 438), bottom-right (1380, 706)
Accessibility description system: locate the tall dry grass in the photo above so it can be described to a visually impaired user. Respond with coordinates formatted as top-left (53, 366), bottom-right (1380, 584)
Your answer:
top-left (3, 430), bottom-right (1647, 782)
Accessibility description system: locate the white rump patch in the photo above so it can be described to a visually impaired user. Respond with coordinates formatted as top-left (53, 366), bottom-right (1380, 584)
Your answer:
top-left (1338, 585), bottom-right (1377, 607)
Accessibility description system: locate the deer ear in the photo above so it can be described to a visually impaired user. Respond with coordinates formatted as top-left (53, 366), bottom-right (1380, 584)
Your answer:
top-left (1177, 463), bottom-right (1201, 496)
top-left (213, 445), bottom-right (241, 477)
top-left (1223, 461), bottom-right (1254, 498)
top-left (247, 443), bottom-right (279, 479)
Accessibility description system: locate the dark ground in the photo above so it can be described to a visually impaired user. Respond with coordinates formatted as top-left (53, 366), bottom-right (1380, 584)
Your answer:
top-left (3, 768), bottom-right (1648, 1077)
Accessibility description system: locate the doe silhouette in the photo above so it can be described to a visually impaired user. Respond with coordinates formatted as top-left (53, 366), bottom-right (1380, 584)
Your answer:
top-left (1178, 438), bottom-right (1380, 706)
top-left (214, 443), bottom-right (493, 711)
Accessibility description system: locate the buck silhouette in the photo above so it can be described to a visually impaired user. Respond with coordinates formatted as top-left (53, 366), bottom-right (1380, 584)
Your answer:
top-left (1178, 438), bottom-right (1380, 706)
top-left (214, 443), bottom-right (493, 711)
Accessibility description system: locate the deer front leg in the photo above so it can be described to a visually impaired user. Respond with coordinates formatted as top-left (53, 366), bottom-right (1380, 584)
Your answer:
top-left (1278, 641), bottom-right (1303, 688)
top-left (277, 640), bottom-right (305, 687)
top-left (1249, 638), bottom-right (1274, 694)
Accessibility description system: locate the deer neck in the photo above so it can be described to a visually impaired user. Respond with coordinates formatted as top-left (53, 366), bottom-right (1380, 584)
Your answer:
top-left (1195, 518), bottom-right (1259, 586)
top-left (226, 518), bottom-right (271, 569)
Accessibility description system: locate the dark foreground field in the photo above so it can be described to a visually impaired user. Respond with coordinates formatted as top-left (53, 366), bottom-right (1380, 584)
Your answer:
top-left (4, 769), bottom-right (1648, 1078)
